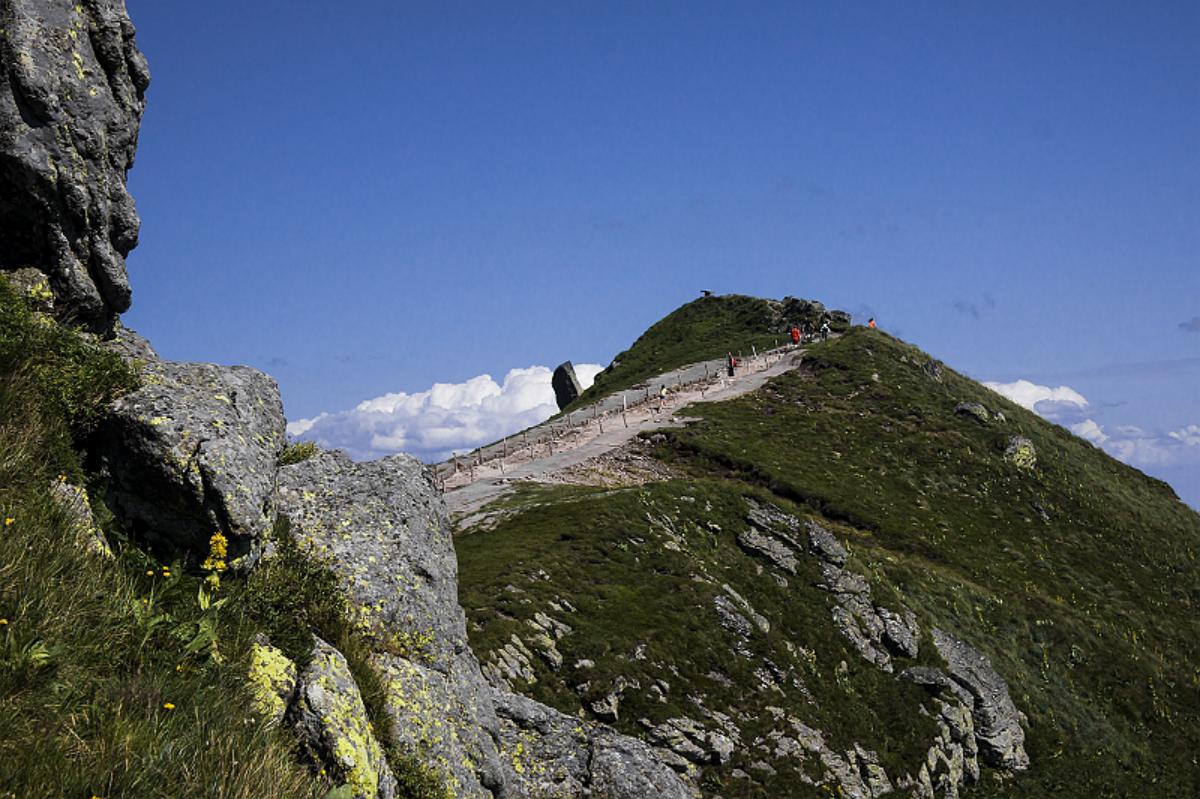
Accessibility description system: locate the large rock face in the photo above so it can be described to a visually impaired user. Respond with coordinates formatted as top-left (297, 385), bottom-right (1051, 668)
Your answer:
top-left (0, 0), bottom-right (149, 330)
top-left (97, 360), bottom-right (286, 562)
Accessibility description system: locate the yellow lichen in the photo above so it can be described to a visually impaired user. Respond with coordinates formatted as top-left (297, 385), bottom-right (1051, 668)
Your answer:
top-left (247, 642), bottom-right (296, 723)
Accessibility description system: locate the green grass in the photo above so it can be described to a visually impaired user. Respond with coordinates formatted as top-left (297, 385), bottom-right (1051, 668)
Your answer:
top-left (660, 328), bottom-right (1200, 796)
top-left (0, 277), bottom-right (325, 799)
top-left (458, 481), bottom-right (940, 797)
top-left (565, 294), bottom-right (791, 411)
top-left (457, 307), bottom-right (1199, 797)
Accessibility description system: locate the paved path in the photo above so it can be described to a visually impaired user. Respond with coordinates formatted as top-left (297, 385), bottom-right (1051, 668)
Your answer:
top-left (442, 345), bottom-right (809, 519)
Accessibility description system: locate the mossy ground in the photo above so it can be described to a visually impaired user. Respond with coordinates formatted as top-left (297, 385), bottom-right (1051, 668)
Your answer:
top-left (458, 323), bottom-right (1200, 798)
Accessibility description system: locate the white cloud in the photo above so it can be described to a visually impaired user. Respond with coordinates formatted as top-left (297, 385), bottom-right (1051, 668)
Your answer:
top-left (983, 379), bottom-right (1088, 415)
top-left (287, 364), bottom-right (602, 462)
top-left (1069, 419), bottom-right (1108, 446)
top-left (1169, 425), bottom-right (1200, 447)
top-left (988, 378), bottom-right (1200, 472)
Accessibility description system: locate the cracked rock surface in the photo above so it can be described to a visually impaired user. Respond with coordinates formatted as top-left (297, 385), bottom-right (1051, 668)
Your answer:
top-left (495, 689), bottom-right (698, 799)
top-left (277, 449), bottom-right (694, 798)
top-left (0, 0), bottom-right (149, 330)
top-left (97, 360), bottom-right (285, 562)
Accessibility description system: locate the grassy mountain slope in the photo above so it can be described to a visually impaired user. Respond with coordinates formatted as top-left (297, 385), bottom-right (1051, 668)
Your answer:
top-left (566, 294), bottom-right (790, 411)
top-left (457, 318), bottom-right (1200, 797)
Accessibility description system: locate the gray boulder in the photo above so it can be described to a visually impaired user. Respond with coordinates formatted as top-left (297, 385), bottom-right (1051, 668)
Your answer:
top-left (291, 638), bottom-right (397, 799)
top-left (495, 690), bottom-right (697, 799)
top-left (277, 448), bottom-right (698, 798)
top-left (0, 0), bottom-right (150, 331)
top-left (98, 360), bottom-right (285, 563)
top-left (955, 402), bottom-right (990, 425)
top-left (98, 319), bottom-right (157, 361)
top-left (551, 361), bottom-right (582, 410)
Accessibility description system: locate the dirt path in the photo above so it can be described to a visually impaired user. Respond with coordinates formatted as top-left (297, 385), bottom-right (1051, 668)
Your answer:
top-left (442, 345), bottom-right (809, 520)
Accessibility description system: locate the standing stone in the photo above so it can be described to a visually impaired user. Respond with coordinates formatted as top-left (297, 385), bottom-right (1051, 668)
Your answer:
top-left (0, 0), bottom-right (150, 331)
top-left (551, 361), bottom-right (583, 410)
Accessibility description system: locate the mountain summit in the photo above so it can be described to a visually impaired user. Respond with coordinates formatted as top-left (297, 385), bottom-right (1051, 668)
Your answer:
top-left (454, 302), bottom-right (1200, 798)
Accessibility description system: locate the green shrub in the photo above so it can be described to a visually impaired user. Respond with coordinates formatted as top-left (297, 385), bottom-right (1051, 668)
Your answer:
top-left (243, 516), bottom-right (347, 669)
top-left (280, 440), bottom-right (319, 466)
top-left (0, 277), bottom-right (137, 442)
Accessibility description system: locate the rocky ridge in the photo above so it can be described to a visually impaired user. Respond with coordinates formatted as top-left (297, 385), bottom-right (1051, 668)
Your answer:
top-left (88, 347), bottom-right (694, 798)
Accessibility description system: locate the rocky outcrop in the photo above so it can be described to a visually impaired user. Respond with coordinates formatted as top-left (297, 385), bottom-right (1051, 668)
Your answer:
top-left (743, 499), bottom-right (1027, 794)
top-left (277, 449), bottom-right (507, 796)
top-left (98, 360), bottom-right (286, 563)
top-left (495, 690), bottom-right (698, 799)
top-left (0, 0), bottom-right (150, 330)
top-left (292, 638), bottom-right (398, 799)
top-left (551, 361), bottom-right (582, 411)
top-left (928, 630), bottom-right (1029, 771)
top-left (277, 449), bottom-right (694, 798)
top-left (954, 402), bottom-right (990, 425)
top-left (807, 519), bottom-right (922, 672)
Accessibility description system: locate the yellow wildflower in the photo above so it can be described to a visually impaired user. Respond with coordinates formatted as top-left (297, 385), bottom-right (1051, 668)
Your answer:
top-left (3, 517), bottom-right (13, 526)
top-left (57, 474), bottom-right (67, 482)
top-left (163, 702), bottom-right (175, 711)
top-left (201, 532), bottom-right (229, 573)
top-left (0, 619), bottom-right (8, 626)
top-left (145, 570), bottom-right (154, 576)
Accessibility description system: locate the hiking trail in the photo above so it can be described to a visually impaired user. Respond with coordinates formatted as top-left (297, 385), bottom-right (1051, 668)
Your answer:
top-left (441, 344), bottom-right (814, 522)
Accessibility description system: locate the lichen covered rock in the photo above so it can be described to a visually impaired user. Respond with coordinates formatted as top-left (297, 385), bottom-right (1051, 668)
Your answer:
top-left (277, 448), bottom-right (695, 798)
top-left (1004, 436), bottom-right (1036, 470)
top-left (98, 360), bottom-right (285, 562)
top-left (292, 638), bottom-right (397, 799)
top-left (0, 0), bottom-right (150, 330)
top-left (277, 450), bottom-right (508, 796)
top-left (248, 638), bottom-right (298, 726)
top-left (930, 629), bottom-right (1029, 771)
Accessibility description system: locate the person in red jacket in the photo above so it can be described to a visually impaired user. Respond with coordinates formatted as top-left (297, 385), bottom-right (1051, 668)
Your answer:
top-left (868, 318), bottom-right (877, 329)
top-left (790, 326), bottom-right (801, 345)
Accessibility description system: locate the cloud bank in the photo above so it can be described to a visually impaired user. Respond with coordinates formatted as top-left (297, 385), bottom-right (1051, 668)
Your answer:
top-left (985, 379), bottom-right (1199, 471)
top-left (287, 364), bottom-right (602, 462)
top-left (1179, 316), bottom-right (1200, 333)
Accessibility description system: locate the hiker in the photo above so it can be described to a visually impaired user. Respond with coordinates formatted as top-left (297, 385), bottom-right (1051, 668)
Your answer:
top-left (790, 325), bottom-right (801, 346)
top-left (726, 352), bottom-right (735, 377)
top-left (868, 318), bottom-right (877, 329)
top-left (820, 321), bottom-right (831, 341)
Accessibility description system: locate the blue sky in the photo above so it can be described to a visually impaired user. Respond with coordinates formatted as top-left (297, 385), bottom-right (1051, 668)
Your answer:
top-left (121, 1), bottom-right (1198, 506)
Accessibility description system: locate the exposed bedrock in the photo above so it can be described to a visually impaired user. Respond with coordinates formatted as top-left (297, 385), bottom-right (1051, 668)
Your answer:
top-left (0, 0), bottom-right (150, 330)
